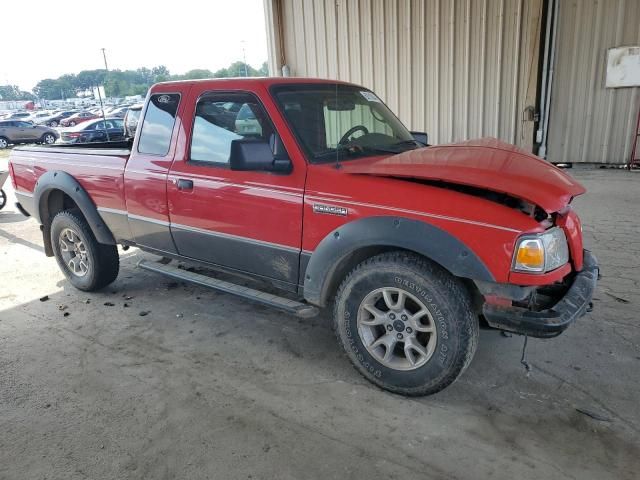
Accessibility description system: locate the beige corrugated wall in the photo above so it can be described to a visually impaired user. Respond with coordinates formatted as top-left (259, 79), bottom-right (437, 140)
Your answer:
top-left (546, 0), bottom-right (640, 165)
top-left (264, 0), bottom-right (543, 150)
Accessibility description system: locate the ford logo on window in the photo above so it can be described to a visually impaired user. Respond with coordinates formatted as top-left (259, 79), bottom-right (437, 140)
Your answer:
top-left (157, 95), bottom-right (172, 104)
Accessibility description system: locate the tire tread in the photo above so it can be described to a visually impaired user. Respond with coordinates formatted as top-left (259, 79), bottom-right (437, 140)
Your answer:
top-left (51, 210), bottom-right (119, 291)
top-left (333, 251), bottom-right (479, 396)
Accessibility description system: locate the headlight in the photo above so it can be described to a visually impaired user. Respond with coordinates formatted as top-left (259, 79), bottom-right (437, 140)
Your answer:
top-left (513, 227), bottom-right (569, 273)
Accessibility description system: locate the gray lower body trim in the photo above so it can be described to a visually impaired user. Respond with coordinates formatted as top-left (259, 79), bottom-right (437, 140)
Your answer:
top-left (127, 214), bottom-right (177, 253)
top-left (97, 207), bottom-right (134, 242)
top-left (171, 223), bottom-right (300, 284)
top-left (15, 191), bottom-right (36, 217)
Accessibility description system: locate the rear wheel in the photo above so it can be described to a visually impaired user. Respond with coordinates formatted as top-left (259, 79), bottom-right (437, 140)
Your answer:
top-left (333, 252), bottom-right (479, 396)
top-left (0, 137), bottom-right (8, 149)
top-left (0, 189), bottom-right (6, 210)
top-left (49, 120), bottom-right (58, 127)
top-left (51, 210), bottom-right (119, 291)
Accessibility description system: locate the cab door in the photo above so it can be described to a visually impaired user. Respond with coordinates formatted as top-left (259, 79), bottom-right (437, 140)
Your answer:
top-left (167, 85), bottom-right (306, 286)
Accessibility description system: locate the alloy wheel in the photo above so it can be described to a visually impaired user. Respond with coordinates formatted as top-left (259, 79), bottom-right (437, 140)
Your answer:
top-left (59, 228), bottom-right (90, 277)
top-left (357, 287), bottom-right (437, 370)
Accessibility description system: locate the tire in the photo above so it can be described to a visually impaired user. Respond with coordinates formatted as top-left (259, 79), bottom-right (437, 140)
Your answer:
top-left (333, 252), bottom-right (479, 396)
top-left (51, 210), bottom-right (119, 291)
top-left (49, 120), bottom-right (58, 127)
top-left (41, 133), bottom-right (56, 145)
top-left (0, 137), bottom-right (8, 149)
top-left (0, 189), bottom-right (6, 210)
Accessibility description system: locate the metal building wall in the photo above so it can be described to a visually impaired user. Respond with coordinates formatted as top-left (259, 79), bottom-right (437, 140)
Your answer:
top-left (264, 0), bottom-right (543, 149)
top-left (546, 0), bottom-right (640, 165)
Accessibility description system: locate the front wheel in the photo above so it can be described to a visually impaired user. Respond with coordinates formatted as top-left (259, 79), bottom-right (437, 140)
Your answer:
top-left (0, 189), bottom-right (6, 210)
top-left (51, 210), bottom-right (119, 291)
top-left (333, 252), bottom-right (479, 396)
top-left (0, 137), bottom-right (8, 149)
top-left (49, 120), bottom-right (58, 127)
top-left (68, 121), bottom-right (76, 127)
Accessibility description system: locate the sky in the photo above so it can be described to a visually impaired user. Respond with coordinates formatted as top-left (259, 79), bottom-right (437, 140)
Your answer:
top-left (1, 0), bottom-right (269, 92)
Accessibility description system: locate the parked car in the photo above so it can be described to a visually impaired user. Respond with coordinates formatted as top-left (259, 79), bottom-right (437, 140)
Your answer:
top-left (4, 111), bottom-right (33, 121)
top-left (43, 110), bottom-right (78, 127)
top-left (106, 107), bottom-right (128, 118)
top-left (60, 111), bottom-right (98, 127)
top-left (60, 118), bottom-right (125, 144)
top-left (0, 120), bottom-right (58, 148)
top-left (8, 78), bottom-right (598, 397)
top-left (123, 103), bottom-right (143, 138)
top-left (29, 111), bottom-right (55, 124)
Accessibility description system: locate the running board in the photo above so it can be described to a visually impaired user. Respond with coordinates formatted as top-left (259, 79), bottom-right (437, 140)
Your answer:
top-left (137, 260), bottom-right (319, 318)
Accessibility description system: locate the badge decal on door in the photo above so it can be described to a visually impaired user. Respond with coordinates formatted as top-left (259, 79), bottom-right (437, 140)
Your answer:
top-left (313, 203), bottom-right (348, 216)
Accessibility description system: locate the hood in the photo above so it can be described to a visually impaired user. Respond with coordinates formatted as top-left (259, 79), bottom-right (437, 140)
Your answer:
top-left (340, 138), bottom-right (585, 213)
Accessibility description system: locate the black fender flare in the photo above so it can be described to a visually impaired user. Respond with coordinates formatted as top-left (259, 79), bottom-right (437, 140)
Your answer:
top-left (34, 170), bottom-right (116, 246)
top-left (302, 216), bottom-right (494, 306)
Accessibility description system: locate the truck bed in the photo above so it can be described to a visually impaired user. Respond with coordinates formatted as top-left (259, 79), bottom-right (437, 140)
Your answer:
top-left (10, 142), bottom-right (131, 220)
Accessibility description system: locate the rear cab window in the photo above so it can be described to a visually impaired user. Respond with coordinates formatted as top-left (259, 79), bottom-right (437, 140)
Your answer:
top-left (138, 93), bottom-right (181, 156)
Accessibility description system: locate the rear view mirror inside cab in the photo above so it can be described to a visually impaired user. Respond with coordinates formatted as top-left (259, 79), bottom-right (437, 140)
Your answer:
top-left (325, 98), bottom-right (356, 111)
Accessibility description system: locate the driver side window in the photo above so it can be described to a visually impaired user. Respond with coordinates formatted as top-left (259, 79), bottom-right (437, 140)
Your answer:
top-left (323, 104), bottom-right (393, 148)
top-left (190, 93), bottom-right (273, 166)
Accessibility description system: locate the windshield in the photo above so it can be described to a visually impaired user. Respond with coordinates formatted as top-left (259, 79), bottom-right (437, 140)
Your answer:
top-left (272, 84), bottom-right (418, 163)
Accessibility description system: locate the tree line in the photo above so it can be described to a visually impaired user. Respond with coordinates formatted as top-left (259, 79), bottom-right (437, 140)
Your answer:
top-left (0, 60), bottom-right (268, 101)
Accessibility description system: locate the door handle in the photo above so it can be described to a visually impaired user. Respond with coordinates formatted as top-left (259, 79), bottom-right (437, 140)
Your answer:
top-left (176, 179), bottom-right (194, 191)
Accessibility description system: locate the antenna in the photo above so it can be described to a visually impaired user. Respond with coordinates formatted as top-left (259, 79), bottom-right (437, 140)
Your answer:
top-left (334, 0), bottom-right (341, 170)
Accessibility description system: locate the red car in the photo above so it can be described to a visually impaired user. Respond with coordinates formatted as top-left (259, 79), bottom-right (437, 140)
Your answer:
top-left (8, 78), bottom-right (598, 396)
top-left (59, 111), bottom-right (99, 127)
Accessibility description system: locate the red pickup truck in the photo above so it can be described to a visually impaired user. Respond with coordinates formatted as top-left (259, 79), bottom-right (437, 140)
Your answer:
top-left (8, 78), bottom-right (598, 396)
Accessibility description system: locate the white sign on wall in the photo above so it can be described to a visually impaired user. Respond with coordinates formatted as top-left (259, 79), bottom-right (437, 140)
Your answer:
top-left (606, 46), bottom-right (640, 88)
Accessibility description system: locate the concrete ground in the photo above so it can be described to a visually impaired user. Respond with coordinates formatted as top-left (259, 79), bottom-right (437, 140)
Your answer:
top-left (1, 156), bottom-right (639, 479)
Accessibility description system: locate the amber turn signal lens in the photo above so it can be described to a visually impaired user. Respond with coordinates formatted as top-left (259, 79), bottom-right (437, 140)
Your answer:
top-left (514, 239), bottom-right (545, 272)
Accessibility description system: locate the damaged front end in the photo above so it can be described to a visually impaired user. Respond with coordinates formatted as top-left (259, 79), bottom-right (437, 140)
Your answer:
top-left (476, 250), bottom-right (599, 338)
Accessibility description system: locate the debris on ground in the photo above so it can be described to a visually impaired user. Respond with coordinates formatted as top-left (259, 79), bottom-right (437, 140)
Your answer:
top-left (123, 303), bottom-right (130, 308)
top-left (104, 302), bottom-right (115, 307)
top-left (576, 408), bottom-right (612, 422)
top-left (39, 295), bottom-right (49, 302)
top-left (176, 313), bottom-right (183, 318)
top-left (501, 331), bottom-right (513, 338)
top-left (57, 304), bottom-right (68, 311)
top-left (84, 299), bottom-right (91, 304)
top-left (139, 311), bottom-right (150, 317)
top-left (63, 312), bottom-right (70, 317)
top-left (122, 295), bottom-right (134, 300)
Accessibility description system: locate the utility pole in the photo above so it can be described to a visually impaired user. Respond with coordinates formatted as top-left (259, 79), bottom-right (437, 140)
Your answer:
top-left (101, 48), bottom-right (109, 71)
top-left (241, 40), bottom-right (249, 77)
top-left (98, 48), bottom-right (110, 141)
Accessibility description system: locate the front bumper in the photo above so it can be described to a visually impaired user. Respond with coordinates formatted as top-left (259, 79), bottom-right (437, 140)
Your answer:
top-left (483, 250), bottom-right (599, 338)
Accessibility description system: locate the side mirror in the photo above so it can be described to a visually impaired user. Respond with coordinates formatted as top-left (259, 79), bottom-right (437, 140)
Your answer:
top-left (410, 131), bottom-right (429, 146)
top-left (229, 137), bottom-right (292, 173)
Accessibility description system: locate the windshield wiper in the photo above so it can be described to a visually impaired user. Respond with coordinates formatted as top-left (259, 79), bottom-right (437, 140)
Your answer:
top-left (314, 140), bottom-right (421, 162)
top-left (390, 139), bottom-right (423, 148)
top-left (314, 144), bottom-right (373, 161)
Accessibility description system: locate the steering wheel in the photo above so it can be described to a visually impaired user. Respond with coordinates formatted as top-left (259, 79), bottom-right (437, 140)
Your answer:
top-left (338, 125), bottom-right (369, 145)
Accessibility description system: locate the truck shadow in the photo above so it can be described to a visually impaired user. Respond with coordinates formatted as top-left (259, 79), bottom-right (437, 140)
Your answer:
top-left (0, 225), bottom-right (44, 252)
top-left (0, 211), bottom-right (28, 224)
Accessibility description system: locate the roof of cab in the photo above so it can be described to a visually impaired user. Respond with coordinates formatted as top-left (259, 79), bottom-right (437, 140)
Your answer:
top-left (151, 77), bottom-right (359, 91)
